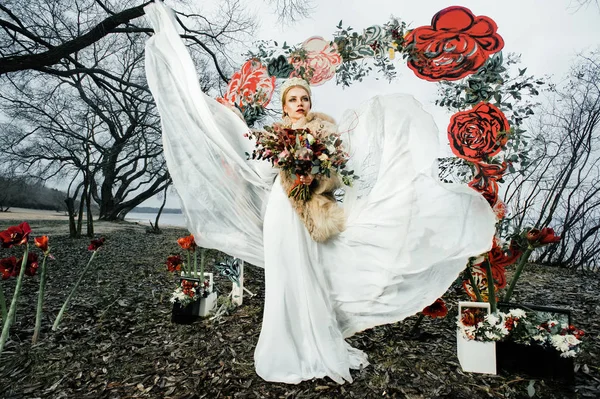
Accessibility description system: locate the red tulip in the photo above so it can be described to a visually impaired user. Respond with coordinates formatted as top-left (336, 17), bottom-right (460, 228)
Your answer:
top-left (177, 235), bottom-right (197, 251)
top-left (88, 237), bottom-right (106, 251)
top-left (0, 222), bottom-right (32, 248)
top-left (422, 298), bottom-right (448, 318)
top-left (526, 227), bottom-right (561, 247)
top-left (0, 256), bottom-right (18, 279)
top-left (34, 235), bottom-right (50, 253)
top-left (166, 255), bottom-right (183, 272)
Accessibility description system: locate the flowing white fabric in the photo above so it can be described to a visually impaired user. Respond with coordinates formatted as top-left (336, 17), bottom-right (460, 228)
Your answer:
top-left (145, 1), bottom-right (496, 385)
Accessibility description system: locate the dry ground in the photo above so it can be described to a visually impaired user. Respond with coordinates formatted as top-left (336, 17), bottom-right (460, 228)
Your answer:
top-left (0, 218), bottom-right (598, 399)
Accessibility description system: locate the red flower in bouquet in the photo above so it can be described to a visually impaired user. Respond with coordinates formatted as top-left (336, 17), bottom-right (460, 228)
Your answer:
top-left (448, 102), bottom-right (510, 163)
top-left (460, 308), bottom-right (486, 327)
top-left (526, 227), bottom-right (561, 247)
top-left (181, 279), bottom-right (198, 298)
top-left (422, 298), bottom-right (448, 318)
top-left (34, 235), bottom-right (49, 253)
top-left (0, 222), bottom-right (32, 248)
top-left (0, 256), bottom-right (18, 279)
top-left (405, 6), bottom-right (504, 82)
top-left (88, 237), bottom-right (105, 251)
top-left (177, 234), bottom-right (197, 251)
top-left (166, 255), bottom-right (184, 272)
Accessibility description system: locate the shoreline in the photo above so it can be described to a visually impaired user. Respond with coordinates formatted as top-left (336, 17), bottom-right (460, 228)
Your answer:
top-left (0, 207), bottom-right (187, 235)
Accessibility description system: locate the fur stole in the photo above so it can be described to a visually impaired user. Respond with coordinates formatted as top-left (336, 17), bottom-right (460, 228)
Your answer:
top-left (279, 112), bottom-right (346, 242)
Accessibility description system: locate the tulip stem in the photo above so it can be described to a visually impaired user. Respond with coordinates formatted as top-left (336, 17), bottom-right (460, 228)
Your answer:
top-left (199, 249), bottom-right (205, 286)
top-left (0, 244), bottom-right (28, 356)
top-left (483, 260), bottom-right (497, 313)
top-left (193, 250), bottom-right (198, 278)
top-left (503, 247), bottom-right (533, 304)
top-left (0, 284), bottom-right (7, 322)
top-left (409, 313), bottom-right (425, 336)
top-left (32, 253), bottom-right (49, 344)
top-left (464, 262), bottom-right (484, 303)
top-left (185, 252), bottom-right (191, 276)
top-left (53, 250), bottom-right (98, 331)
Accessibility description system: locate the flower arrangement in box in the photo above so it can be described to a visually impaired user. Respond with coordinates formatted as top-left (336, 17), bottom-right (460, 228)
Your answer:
top-left (457, 306), bottom-right (584, 358)
top-left (165, 234), bottom-right (217, 320)
top-left (170, 277), bottom-right (210, 307)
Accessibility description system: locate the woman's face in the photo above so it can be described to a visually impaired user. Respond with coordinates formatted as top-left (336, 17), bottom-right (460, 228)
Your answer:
top-left (283, 87), bottom-right (311, 122)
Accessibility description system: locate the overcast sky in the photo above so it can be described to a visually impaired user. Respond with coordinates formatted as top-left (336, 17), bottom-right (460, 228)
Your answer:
top-left (147, 0), bottom-right (599, 208)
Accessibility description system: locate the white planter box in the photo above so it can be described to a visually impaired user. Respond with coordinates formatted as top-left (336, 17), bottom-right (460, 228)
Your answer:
top-left (198, 291), bottom-right (218, 317)
top-left (456, 301), bottom-right (497, 375)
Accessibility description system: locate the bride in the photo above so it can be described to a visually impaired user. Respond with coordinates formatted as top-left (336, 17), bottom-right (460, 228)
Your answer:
top-left (144, 1), bottom-right (496, 384)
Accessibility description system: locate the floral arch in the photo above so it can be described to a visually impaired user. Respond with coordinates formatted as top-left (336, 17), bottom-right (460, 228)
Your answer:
top-left (217, 6), bottom-right (553, 311)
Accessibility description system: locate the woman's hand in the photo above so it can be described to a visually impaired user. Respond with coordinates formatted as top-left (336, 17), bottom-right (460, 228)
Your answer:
top-left (299, 174), bottom-right (314, 185)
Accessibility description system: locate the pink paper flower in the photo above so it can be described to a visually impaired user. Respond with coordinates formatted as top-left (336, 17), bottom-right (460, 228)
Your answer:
top-left (289, 37), bottom-right (342, 86)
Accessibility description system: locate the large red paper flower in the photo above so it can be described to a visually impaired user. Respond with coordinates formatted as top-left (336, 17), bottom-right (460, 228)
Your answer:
top-left (448, 102), bottom-right (509, 162)
top-left (289, 36), bottom-right (342, 86)
top-left (422, 298), bottom-right (448, 318)
top-left (405, 6), bottom-right (504, 81)
top-left (0, 222), bottom-right (32, 248)
top-left (463, 271), bottom-right (488, 302)
top-left (217, 59), bottom-right (275, 109)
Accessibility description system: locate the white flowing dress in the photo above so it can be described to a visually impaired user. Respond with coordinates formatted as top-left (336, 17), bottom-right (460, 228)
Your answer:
top-left (144, 1), bottom-right (496, 384)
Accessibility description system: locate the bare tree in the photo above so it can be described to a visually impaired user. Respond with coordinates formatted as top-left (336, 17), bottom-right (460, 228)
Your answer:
top-left (503, 52), bottom-right (600, 270)
top-left (0, 0), bottom-right (310, 76)
top-left (0, 0), bottom-right (260, 220)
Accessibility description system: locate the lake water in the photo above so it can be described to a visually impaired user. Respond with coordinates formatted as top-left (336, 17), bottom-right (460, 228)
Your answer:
top-left (125, 212), bottom-right (187, 228)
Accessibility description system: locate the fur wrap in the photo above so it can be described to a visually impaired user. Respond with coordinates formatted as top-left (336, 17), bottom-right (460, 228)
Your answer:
top-left (279, 112), bottom-right (346, 242)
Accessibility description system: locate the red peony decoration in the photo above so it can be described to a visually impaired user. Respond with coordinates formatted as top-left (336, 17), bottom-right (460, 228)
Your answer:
top-left (217, 59), bottom-right (275, 109)
top-left (405, 6), bottom-right (504, 81)
top-left (468, 161), bottom-right (507, 207)
top-left (448, 102), bottom-right (510, 163)
top-left (289, 36), bottom-right (342, 86)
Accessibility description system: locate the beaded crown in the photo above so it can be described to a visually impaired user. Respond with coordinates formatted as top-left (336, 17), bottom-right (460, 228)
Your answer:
top-left (280, 77), bottom-right (312, 104)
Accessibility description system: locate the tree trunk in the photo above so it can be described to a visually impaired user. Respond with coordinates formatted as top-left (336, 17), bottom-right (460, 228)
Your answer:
top-left (65, 197), bottom-right (77, 238)
top-left (86, 187), bottom-right (94, 237)
top-left (76, 185), bottom-right (86, 238)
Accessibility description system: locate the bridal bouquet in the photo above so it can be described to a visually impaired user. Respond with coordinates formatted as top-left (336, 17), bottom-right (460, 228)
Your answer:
top-left (245, 123), bottom-right (357, 200)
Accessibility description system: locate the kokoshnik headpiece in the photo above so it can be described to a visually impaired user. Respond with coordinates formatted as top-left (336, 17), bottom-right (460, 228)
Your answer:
top-left (280, 77), bottom-right (312, 104)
